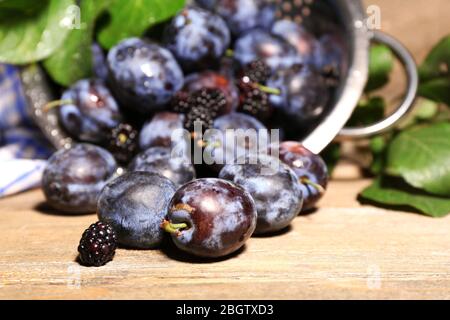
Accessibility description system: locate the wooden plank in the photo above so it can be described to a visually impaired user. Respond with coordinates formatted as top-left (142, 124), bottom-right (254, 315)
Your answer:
top-left (1, 179), bottom-right (449, 300)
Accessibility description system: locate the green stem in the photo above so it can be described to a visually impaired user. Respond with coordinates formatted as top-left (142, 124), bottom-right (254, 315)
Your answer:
top-left (257, 84), bottom-right (281, 95)
top-left (301, 177), bottom-right (325, 194)
top-left (161, 220), bottom-right (188, 236)
top-left (43, 99), bottom-right (73, 112)
top-left (225, 49), bottom-right (234, 58)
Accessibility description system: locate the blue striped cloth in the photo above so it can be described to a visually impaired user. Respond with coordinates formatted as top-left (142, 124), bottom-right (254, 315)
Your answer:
top-left (0, 64), bottom-right (54, 197)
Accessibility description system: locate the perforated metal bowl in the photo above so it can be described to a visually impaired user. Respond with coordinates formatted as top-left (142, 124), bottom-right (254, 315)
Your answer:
top-left (20, 0), bottom-right (418, 154)
top-left (300, 0), bottom-right (418, 153)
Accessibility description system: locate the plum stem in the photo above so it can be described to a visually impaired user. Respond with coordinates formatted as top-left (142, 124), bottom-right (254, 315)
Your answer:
top-left (225, 49), bottom-right (234, 57)
top-left (241, 76), bottom-right (281, 95)
top-left (300, 177), bottom-right (325, 194)
top-left (42, 99), bottom-right (73, 112)
top-left (256, 84), bottom-right (281, 95)
top-left (161, 220), bottom-right (188, 236)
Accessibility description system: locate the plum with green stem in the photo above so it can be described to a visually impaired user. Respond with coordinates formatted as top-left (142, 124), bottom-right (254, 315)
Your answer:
top-left (162, 178), bottom-right (257, 258)
top-left (276, 141), bottom-right (328, 211)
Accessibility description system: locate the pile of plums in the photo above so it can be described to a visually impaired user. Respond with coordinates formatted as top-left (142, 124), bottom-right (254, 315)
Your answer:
top-left (41, 0), bottom-right (345, 266)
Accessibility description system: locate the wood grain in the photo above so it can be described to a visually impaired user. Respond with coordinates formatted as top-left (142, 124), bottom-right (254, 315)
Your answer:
top-left (1, 179), bottom-right (450, 300)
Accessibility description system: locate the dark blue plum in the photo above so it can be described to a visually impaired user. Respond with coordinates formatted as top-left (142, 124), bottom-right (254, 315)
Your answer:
top-left (163, 178), bottom-right (257, 258)
top-left (91, 42), bottom-right (108, 81)
top-left (139, 112), bottom-right (190, 162)
top-left (203, 112), bottom-right (269, 171)
top-left (98, 171), bottom-right (176, 249)
top-left (139, 112), bottom-right (186, 150)
top-left (59, 79), bottom-right (122, 144)
top-left (271, 20), bottom-right (318, 65)
top-left (213, 112), bottom-right (267, 132)
top-left (107, 38), bottom-right (184, 115)
top-left (195, 0), bottom-right (217, 10)
top-left (233, 29), bottom-right (302, 73)
top-left (267, 64), bottom-right (330, 125)
top-left (277, 141), bottom-right (328, 211)
top-left (129, 147), bottom-right (195, 187)
top-left (314, 33), bottom-right (348, 83)
top-left (219, 154), bottom-right (303, 234)
top-left (214, 0), bottom-right (276, 36)
top-left (42, 144), bottom-right (118, 214)
top-left (164, 6), bottom-right (230, 72)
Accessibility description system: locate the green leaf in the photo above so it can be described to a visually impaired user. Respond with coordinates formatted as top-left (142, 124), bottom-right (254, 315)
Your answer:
top-left (43, 0), bottom-right (111, 86)
top-left (370, 135), bottom-right (387, 154)
top-left (386, 122), bottom-right (450, 196)
top-left (359, 176), bottom-right (450, 217)
top-left (418, 36), bottom-right (450, 106)
top-left (413, 98), bottom-right (439, 120)
top-left (346, 96), bottom-right (385, 127)
top-left (0, 0), bottom-right (46, 16)
top-left (320, 142), bottom-right (341, 174)
top-left (418, 77), bottom-right (450, 106)
top-left (98, 0), bottom-right (185, 49)
top-left (419, 36), bottom-right (450, 81)
top-left (369, 135), bottom-right (388, 175)
top-left (434, 104), bottom-right (450, 123)
top-left (397, 98), bottom-right (440, 130)
top-left (365, 44), bottom-right (394, 92)
top-left (0, 0), bottom-right (74, 64)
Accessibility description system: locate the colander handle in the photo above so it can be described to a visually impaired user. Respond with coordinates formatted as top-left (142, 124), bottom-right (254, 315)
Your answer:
top-left (338, 30), bottom-right (419, 138)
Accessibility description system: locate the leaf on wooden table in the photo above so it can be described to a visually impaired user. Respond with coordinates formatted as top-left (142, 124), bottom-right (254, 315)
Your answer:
top-left (359, 176), bottom-right (450, 217)
top-left (386, 122), bottom-right (450, 197)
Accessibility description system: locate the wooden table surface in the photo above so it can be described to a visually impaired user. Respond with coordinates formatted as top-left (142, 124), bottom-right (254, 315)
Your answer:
top-left (1, 0), bottom-right (450, 300)
top-left (1, 177), bottom-right (450, 300)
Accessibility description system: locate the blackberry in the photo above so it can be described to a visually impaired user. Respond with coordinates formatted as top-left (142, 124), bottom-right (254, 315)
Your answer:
top-left (183, 71), bottom-right (240, 114)
top-left (184, 107), bottom-right (215, 133)
top-left (78, 221), bottom-right (117, 267)
top-left (108, 123), bottom-right (139, 164)
top-left (237, 80), bottom-right (272, 121)
top-left (172, 88), bottom-right (227, 132)
top-left (241, 60), bottom-right (271, 84)
top-left (172, 91), bottom-right (191, 114)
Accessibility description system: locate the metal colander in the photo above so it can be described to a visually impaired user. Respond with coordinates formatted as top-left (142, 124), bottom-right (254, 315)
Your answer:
top-left (19, 0), bottom-right (418, 154)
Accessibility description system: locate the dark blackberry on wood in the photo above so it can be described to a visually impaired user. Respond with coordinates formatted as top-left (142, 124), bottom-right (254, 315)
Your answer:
top-left (78, 221), bottom-right (117, 267)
